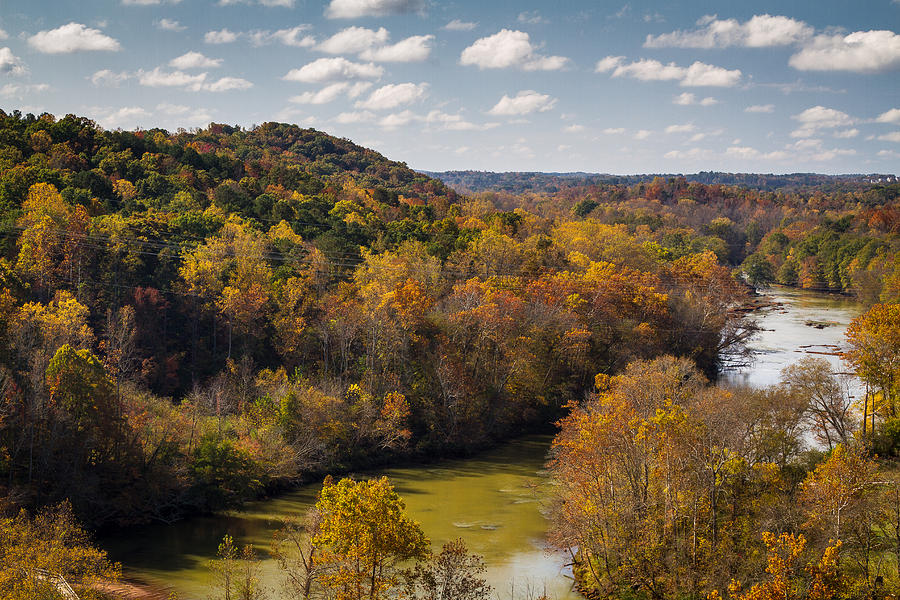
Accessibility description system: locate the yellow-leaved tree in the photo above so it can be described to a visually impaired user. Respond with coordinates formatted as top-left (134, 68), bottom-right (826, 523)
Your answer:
top-left (313, 476), bottom-right (429, 600)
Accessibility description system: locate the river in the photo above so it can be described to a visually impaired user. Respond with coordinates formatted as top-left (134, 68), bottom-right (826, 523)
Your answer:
top-left (105, 435), bottom-right (578, 600)
top-left (105, 287), bottom-right (864, 600)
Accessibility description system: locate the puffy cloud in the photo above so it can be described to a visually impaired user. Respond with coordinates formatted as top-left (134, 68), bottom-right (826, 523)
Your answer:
top-left (745, 104), bottom-right (775, 113)
top-left (488, 90), bottom-right (557, 116)
top-left (597, 56), bottom-right (741, 87)
top-left (290, 82), bottom-right (372, 104)
top-left (360, 35), bottom-right (433, 62)
top-left (250, 26), bottom-right (315, 47)
top-left (0, 29), bottom-right (7, 40)
top-left (645, 14), bottom-right (812, 48)
top-left (157, 19), bottom-right (186, 32)
top-left (682, 62), bottom-right (742, 86)
top-left (595, 56), bottom-right (625, 72)
top-left (879, 131), bottom-right (900, 143)
top-left (665, 123), bottom-right (695, 134)
top-left (379, 110), bottom-right (417, 129)
top-left (602, 128), bottom-right (625, 135)
top-left (170, 51), bottom-right (222, 69)
top-left (444, 19), bottom-right (477, 31)
top-left (204, 77), bottom-right (253, 92)
top-left (633, 129), bottom-right (652, 140)
top-left (876, 108), bottom-right (900, 124)
top-left (664, 148), bottom-right (711, 160)
top-left (723, 146), bottom-right (789, 160)
top-left (790, 30), bottom-right (900, 72)
top-left (833, 129), bottom-right (859, 139)
top-left (137, 67), bottom-right (251, 92)
top-left (317, 27), bottom-right (389, 54)
top-left (90, 69), bottom-right (131, 86)
top-left (334, 110), bottom-right (376, 124)
top-left (460, 29), bottom-right (568, 71)
top-left (205, 29), bottom-right (240, 44)
top-left (97, 106), bottom-right (151, 129)
top-left (563, 124), bottom-right (585, 133)
top-left (325, 0), bottom-right (424, 19)
top-left (672, 92), bottom-right (717, 106)
top-left (0, 47), bottom-right (26, 76)
top-left (316, 27), bottom-right (433, 62)
top-left (790, 105), bottom-right (854, 137)
top-left (423, 110), bottom-right (493, 131)
top-left (283, 57), bottom-right (383, 83)
top-left (0, 83), bottom-right (50, 97)
top-left (138, 67), bottom-right (207, 89)
top-left (356, 82), bottom-right (428, 110)
top-left (28, 22), bottom-right (121, 54)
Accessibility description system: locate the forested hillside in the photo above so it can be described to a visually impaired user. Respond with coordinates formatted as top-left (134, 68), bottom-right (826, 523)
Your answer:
top-left (0, 111), bottom-right (756, 526)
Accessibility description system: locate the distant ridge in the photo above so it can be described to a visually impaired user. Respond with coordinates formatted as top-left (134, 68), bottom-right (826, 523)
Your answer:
top-left (423, 170), bottom-right (900, 194)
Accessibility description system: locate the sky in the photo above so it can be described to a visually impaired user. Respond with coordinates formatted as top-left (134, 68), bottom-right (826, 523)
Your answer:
top-left (1, 0), bottom-right (899, 174)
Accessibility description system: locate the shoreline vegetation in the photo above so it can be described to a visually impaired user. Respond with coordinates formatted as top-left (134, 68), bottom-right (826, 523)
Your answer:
top-left (0, 110), bottom-right (897, 599)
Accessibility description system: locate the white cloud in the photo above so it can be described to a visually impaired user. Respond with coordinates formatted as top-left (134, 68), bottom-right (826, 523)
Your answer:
top-left (790, 30), bottom-right (900, 72)
top-left (725, 146), bottom-right (789, 160)
top-left (170, 51), bottom-right (222, 69)
top-left (563, 124), bottom-right (585, 133)
top-left (325, 0), bottom-right (424, 19)
top-left (250, 26), bottom-right (315, 47)
top-left (28, 22), bottom-right (120, 54)
top-left (98, 106), bottom-right (151, 129)
top-left (834, 128), bottom-right (859, 139)
top-left (356, 82), bottom-right (428, 110)
top-left (137, 68), bottom-right (251, 92)
top-left (204, 77), bottom-right (253, 92)
top-left (0, 47), bottom-right (26, 76)
top-left (122, 0), bottom-right (181, 4)
top-left (879, 131), bottom-right (900, 143)
top-left (157, 19), bottom-right (186, 31)
top-left (517, 11), bottom-right (547, 25)
top-left (665, 123), bottom-right (695, 134)
top-left (460, 29), bottom-right (568, 71)
top-left (602, 127), bottom-right (625, 135)
top-left (423, 110), bottom-right (492, 131)
top-left (156, 102), bottom-right (191, 115)
top-left (488, 90), bottom-right (557, 116)
top-left (664, 148), bottom-right (710, 160)
top-left (0, 83), bottom-right (50, 97)
top-left (291, 82), bottom-right (372, 104)
top-left (645, 14), bottom-right (812, 48)
top-left (672, 92), bottom-right (717, 106)
top-left (633, 129), bottom-right (652, 140)
top-left (334, 110), bottom-right (376, 124)
top-left (688, 133), bottom-right (707, 143)
top-left (205, 29), bottom-right (240, 44)
top-left (598, 56), bottom-right (741, 87)
top-left (156, 103), bottom-right (213, 125)
top-left (138, 67), bottom-right (207, 89)
top-left (0, 29), bottom-right (7, 40)
top-left (283, 57), bottom-right (383, 83)
top-left (380, 110), bottom-right (417, 129)
top-left (682, 62), bottom-right (742, 86)
top-left (444, 19), bottom-right (477, 31)
top-left (790, 105), bottom-right (854, 137)
top-left (316, 27), bottom-right (433, 62)
top-left (361, 35), bottom-right (433, 62)
top-left (745, 104), bottom-right (775, 113)
top-left (875, 108), bottom-right (900, 125)
top-left (317, 26), bottom-right (389, 54)
top-left (90, 69), bottom-right (131, 86)
top-left (595, 56), bottom-right (625, 72)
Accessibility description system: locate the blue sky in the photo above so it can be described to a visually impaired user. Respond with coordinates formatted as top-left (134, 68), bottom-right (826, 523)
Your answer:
top-left (1, 0), bottom-right (899, 174)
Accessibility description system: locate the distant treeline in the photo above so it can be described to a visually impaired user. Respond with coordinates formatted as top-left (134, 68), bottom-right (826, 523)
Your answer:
top-left (427, 170), bottom-right (898, 194)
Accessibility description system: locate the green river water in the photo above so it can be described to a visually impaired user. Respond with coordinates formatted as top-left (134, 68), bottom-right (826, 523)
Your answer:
top-left (105, 435), bottom-right (577, 600)
top-left (105, 287), bottom-right (864, 600)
